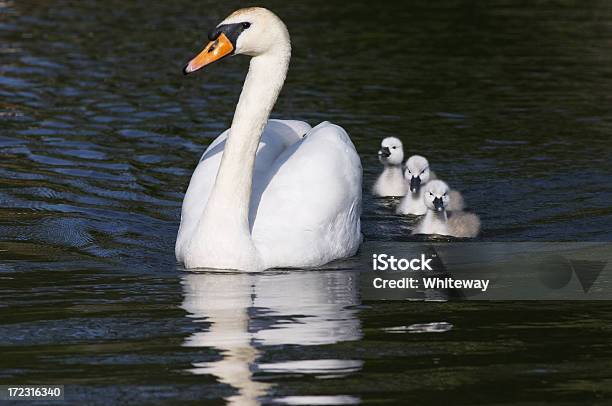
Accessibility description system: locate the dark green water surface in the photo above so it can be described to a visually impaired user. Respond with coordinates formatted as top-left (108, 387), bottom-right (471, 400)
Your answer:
top-left (2, 0), bottom-right (612, 404)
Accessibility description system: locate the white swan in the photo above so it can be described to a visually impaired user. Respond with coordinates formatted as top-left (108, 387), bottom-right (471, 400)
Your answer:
top-left (396, 155), bottom-right (432, 215)
top-left (413, 180), bottom-right (480, 238)
top-left (372, 137), bottom-right (407, 197)
top-left (175, 8), bottom-right (362, 271)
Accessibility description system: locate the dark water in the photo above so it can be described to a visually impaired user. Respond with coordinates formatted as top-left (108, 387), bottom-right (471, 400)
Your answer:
top-left (2, 0), bottom-right (612, 404)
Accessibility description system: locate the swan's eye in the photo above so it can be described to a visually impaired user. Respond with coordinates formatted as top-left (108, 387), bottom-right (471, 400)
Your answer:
top-left (392, 146), bottom-right (397, 149)
top-left (242, 22), bottom-right (251, 29)
top-left (443, 192), bottom-right (448, 196)
top-left (429, 192), bottom-right (433, 196)
top-left (421, 169), bottom-right (426, 175)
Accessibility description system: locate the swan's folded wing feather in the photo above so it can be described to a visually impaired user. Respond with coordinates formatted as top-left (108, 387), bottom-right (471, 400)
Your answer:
top-left (251, 122), bottom-right (363, 268)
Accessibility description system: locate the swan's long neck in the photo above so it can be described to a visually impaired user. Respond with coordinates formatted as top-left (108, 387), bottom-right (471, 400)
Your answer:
top-left (198, 44), bottom-right (291, 254)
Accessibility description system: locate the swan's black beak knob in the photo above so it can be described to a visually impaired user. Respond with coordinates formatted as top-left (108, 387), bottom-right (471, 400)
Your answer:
top-left (378, 147), bottom-right (391, 158)
top-left (410, 176), bottom-right (421, 193)
top-left (433, 197), bottom-right (444, 211)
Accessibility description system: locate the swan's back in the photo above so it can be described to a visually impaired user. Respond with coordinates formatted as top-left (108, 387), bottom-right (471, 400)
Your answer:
top-left (252, 122), bottom-right (362, 268)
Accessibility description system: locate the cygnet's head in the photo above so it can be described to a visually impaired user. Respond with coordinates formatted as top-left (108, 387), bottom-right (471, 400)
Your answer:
top-left (424, 180), bottom-right (450, 212)
top-left (184, 7), bottom-right (290, 74)
top-left (405, 155), bottom-right (432, 193)
top-left (378, 137), bottom-right (404, 166)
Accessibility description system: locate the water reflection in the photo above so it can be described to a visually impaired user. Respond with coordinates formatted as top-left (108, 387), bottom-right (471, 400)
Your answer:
top-left (180, 270), bottom-right (362, 405)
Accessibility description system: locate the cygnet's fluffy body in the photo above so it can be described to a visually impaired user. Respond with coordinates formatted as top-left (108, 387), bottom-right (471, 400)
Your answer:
top-left (372, 137), bottom-right (408, 197)
top-left (396, 155), bottom-right (432, 215)
top-left (413, 180), bottom-right (480, 238)
top-left (447, 211), bottom-right (480, 238)
top-left (447, 190), bottom-right (465, 212)
top-left (396, 190), bottom-right (427, 215)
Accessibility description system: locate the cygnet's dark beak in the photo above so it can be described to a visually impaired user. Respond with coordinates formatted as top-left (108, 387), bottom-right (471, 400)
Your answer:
top-left (433, 197), bottom-right (444, 211)
top-left (378, 147), bottom-right (391, 158)
top-left (410, 176), bottom-right (421, 193)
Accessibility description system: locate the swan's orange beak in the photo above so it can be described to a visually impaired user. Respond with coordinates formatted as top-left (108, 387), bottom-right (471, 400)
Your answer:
top-left (183, 32), bottom-right (234, 75)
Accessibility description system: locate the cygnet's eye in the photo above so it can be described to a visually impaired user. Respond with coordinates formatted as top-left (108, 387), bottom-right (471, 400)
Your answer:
top-left (443, 192), bottom-right (448, 197)
top-left (421, 169), bottom-right (427, 175)
top-left (407, 169), bottom-right (411, 174)
top-left (242, 22), bottom-right (251, 29)
top-left (392, 146), bottom-right (397, 149)
top-left (429, 192), bottom-right (434, 196)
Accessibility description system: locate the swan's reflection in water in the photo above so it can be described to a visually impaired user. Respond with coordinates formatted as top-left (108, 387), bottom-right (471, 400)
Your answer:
top-left (181, 270), bottom-right (363, 405)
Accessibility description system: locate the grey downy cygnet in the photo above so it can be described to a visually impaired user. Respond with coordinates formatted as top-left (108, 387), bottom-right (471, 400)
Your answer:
top-left (413, 180), bottom-right (480, 238)
top-left (396, 155), bottom-right (433, 215)
top-left (396, 155), bottom-right (465, 215)
top-left (372, 137), bottom-right (408, 197)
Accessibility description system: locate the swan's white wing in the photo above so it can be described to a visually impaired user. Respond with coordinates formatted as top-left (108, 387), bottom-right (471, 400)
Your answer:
top-left (176, 119), bottom-right (311, 261)
top-left (251, 122), bottom-right (362, 268)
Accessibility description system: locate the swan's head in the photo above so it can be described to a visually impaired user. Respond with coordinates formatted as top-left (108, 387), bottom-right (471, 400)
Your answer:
top-left (378, 137), bottom-right (404, 166)
top-left (184, 7), bottom-right (290, 74)
top-left (424, 180), bottom-right (450, 212)
top-left (405, 155), bottom-right (431, 194)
